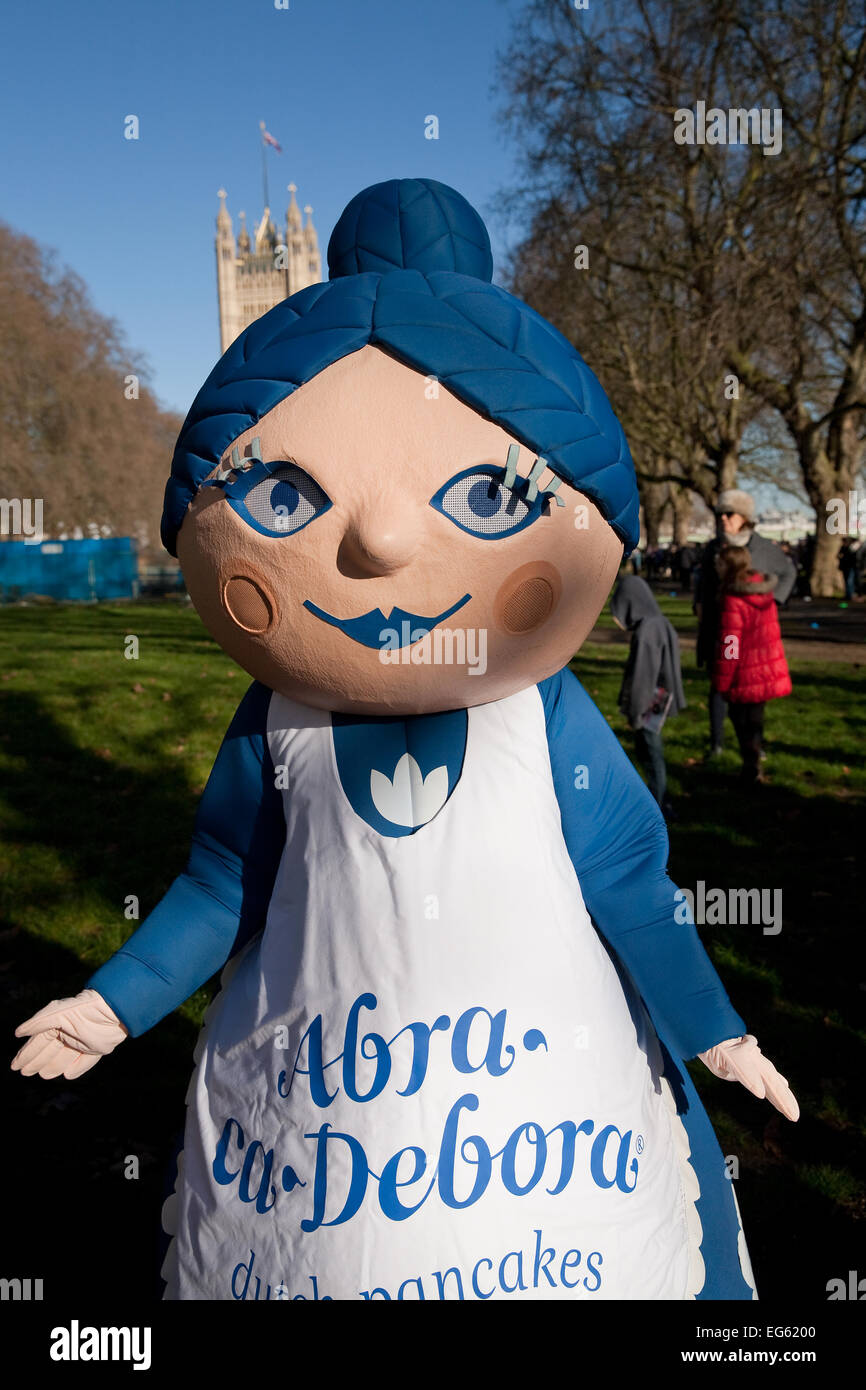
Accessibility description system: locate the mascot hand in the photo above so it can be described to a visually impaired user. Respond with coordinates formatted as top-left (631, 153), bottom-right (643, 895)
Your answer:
top-left (11, 989), bottom-right (128, 1080)
top-left (698, 1034), bottom-right (799, 1122)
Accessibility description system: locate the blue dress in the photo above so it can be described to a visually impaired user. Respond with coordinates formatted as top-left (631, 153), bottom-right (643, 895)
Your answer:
top-left (87, 667), bottom-right (756, 1300)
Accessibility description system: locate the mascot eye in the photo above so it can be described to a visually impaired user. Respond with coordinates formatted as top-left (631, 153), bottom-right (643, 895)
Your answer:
top-left (430, 467), bottom-right (543, 538)
top-left (229, 463), bottom-right (331, 538)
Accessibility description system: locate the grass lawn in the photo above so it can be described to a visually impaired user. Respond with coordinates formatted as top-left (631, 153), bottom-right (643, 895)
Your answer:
top-left (1, 597), bottom-right (863, 1301)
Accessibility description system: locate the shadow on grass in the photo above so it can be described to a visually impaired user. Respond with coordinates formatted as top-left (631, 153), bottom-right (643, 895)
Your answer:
top-left (2, 929), bottom-right (198, 1304)
top-left (787, 668), bottom-right (866, 695)
top-left (0, 688), bottom-right (206, 926)
top-left (753, 739), bottom-right (866, 761)
top-left (663, 763), bottom-right (865, 1295)
top-left (0, 686), bottom-right (215, 1301)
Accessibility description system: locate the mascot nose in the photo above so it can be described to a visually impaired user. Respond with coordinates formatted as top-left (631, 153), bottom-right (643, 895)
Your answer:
top-left (338, 499), bottom-right (421, 578)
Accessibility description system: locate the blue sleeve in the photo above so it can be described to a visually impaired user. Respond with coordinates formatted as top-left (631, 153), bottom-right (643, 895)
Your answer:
top-left (540, 666), bottom-right (746, 1059)
top-left (85, 680), bottom-right (285, 1037)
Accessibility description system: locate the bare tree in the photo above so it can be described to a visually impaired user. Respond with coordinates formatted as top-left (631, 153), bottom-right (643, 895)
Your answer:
top-left (723, 0), bottom-right (866, 593)
top-left (0, 222), bottom-right (180, 561)
top-left (497, 0), bottom-right (866, 591)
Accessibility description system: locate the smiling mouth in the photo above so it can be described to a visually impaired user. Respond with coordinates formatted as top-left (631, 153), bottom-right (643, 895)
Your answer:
top-left (303, 594), bottom-right (472, 649)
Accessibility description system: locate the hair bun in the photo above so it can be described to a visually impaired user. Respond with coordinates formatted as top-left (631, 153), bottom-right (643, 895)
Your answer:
top-left (327, 178), bottom-right (493, 281)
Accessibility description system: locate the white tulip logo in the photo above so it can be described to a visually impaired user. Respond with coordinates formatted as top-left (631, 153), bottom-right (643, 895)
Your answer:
top-left (370, 753), bottom-right (449, 828)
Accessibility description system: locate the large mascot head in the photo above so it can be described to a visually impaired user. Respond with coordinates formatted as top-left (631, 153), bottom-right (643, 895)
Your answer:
top-left (163, 178), bottom-right (638, 714)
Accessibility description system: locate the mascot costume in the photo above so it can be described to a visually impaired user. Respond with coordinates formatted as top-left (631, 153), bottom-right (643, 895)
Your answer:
top-left (12, 179), bottom-right (798, 1301)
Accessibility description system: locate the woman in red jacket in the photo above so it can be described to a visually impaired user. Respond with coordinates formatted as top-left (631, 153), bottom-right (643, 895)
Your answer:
top-left (712, 545), bottom-right (792, 782)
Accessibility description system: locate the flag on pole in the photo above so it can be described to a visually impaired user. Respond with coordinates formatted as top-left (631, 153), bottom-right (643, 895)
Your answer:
top-left (261, 127), bottom-right (282, 152)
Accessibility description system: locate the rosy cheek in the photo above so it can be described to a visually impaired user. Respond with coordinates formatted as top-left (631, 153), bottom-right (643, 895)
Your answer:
top-left (223, 575), bottom-right (276, 633)
top-left (492, 561), bottom-right (562, 635)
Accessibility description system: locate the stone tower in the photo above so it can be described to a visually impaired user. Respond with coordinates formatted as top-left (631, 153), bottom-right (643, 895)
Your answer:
top-left (215, 184), bottom-right (322, 353)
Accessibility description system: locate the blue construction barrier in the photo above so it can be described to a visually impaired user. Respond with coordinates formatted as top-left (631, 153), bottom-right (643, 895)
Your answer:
top-left (0, 537), bottom-right (139, 602)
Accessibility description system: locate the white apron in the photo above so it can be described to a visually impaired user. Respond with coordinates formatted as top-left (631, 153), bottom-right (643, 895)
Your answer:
top-left (161, 686), bottom-right (703, 1300)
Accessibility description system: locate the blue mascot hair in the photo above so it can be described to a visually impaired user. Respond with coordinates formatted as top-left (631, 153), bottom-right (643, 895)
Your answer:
top-left (161, 177), bottom-right (639, 555)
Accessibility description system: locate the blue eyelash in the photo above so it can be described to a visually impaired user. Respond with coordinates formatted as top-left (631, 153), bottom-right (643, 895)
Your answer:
top-left (514, 450), bottom-right (565, 506)
top-left (199, 440), bottom-right (332, 538)
top-left (499, 445), bottom-right (564, 506)
top-left (217, 460), bottom-right (282, 500)
top-left (503, 443), bottom-right (520, 489)
top-left (202, 438), bottom-right (271, 495)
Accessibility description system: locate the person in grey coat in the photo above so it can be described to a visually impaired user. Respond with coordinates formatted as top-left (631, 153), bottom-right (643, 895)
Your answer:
top-left (694, 489), bottom-right (796, 756)
top-left (611, 575), bottom-right (686, 814)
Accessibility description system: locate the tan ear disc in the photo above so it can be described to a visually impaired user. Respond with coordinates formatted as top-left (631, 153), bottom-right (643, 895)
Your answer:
top-left (223, 575), bottom-right (274, 633)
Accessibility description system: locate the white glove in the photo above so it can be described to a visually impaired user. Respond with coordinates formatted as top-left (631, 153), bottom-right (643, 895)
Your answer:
top-left (11, 989), bottom-right (128, 1080)
top-left (698, 1033), bottom-right (799, 1121)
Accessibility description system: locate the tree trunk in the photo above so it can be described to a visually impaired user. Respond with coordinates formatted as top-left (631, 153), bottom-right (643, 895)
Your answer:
top-left (810, 524), bottom-right (843, 597)
top-left (800, 415), bottom-right (863, 596)
top-left (717, 443), bottom-right (740, 494)
top-left (803, 448), bottom-right (843, 597)
top-left (671, 486), bottom-right (693, 544)
top-left (803, 324), bottom-right (866, 595)
top-left (641, 475), bottom-right (668, 549)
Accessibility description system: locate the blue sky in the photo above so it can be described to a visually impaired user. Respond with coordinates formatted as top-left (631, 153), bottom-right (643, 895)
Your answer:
top-left (2, 0), bottom-right (524, 415)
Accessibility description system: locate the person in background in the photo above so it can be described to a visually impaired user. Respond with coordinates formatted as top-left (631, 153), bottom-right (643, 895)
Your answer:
top-left (694, 489), bottom-right (796, 758)
top-left (611, 576), bottom-right (686, 818)
top-left (711, 546), bottom-right (792, 784)
top-left (839, 539), bottom-right (859, 600)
